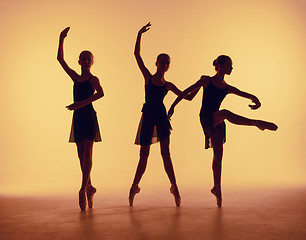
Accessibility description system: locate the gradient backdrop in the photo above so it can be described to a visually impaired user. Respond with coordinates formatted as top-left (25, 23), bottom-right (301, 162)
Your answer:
top-left (1, 0), bottom-right (305, 195)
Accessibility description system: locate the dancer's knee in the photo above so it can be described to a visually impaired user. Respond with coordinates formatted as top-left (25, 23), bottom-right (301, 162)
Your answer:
top-left (213, 144), bottom-right (223, 159)
top-left (214, 109), bottom-right (230, 126)
top-left (140, 146), bottom-right (150, 159)
top-left (161, 147), bottom-right (170, 159)
top-left (218, 109), bottom-right (232, 119)
top-left (82, 140), bottom-right (93, 161)
top-left (83, 147), bottom-right (92, 158)
top-left (76, 142), bottom-right (84, 160)
top-left (213, 151), bottom-right (223, 161)
top-left (212, 149), bottom-right (223, 172)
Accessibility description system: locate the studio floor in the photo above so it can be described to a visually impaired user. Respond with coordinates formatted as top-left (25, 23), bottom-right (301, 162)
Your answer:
top-left (0, 186), bottom-right (305, 240)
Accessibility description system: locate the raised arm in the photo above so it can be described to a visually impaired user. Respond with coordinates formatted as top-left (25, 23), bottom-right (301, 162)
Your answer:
top-left (168, 76), bottom-right (209, 119)
top-left (134, 22), bottom-right (152, 83)
top-left (57, 27), bottom-right (79, 81)
top-left (66, 76), bottom-right (104, 111)
top-left (227, 85), bottom-right (261, 110)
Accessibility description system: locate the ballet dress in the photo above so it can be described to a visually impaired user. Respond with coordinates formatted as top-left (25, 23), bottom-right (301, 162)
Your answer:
top-left (135, 77), bottom-right (172, 145)
top-left (200, 81), bottom-right (228, 149)
top-left (69, 76), bottom-right (101, 143)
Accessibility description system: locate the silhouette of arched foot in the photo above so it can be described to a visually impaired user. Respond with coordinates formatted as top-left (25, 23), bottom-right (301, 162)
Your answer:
top-left (257, 120), bottom-right (278, 131)
top-left (211, 186), bottom-right (222, 208)
top-left (170, 184), bottom-right (181, 207)
top-left (129, 185), bottom-right (140, 206)
top-left (86, 186), bottom-right (97, 209)
top-left (79, 189), bottom-right (86, 211)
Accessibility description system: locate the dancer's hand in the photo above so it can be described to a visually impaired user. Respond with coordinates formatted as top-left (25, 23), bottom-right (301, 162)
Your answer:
top-left (249, 96), bottom-right (261, 110)
top-left (66, 101), bottom-right (82, 111)
top-left (168, 106), bottom-right (174, 120)
top-left (60, 27), bottom-right (70, 40)
top-left (138, 22), bottom-right (151, 34)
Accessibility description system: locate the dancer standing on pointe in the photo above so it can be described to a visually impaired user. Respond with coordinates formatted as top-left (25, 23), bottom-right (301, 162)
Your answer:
top-left (129, 22), bottom-right (199, 207)
top-left (57, 27), bottom-right (104, 211)
top-left (168, 55), bottom-right (278, 207)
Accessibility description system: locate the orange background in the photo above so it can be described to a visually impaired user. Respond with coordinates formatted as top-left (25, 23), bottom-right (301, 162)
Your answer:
top-left (1, 0), bottom-right (305, 195)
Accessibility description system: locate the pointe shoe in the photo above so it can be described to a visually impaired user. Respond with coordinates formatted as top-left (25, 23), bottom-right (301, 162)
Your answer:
top-left (79, 189), bottom-right (86, 211)
top-left (257, 121), bottom-right (278, 131)
top-left (86, 186), bottom-right (97, 209)
top-left (211, 186), bottom-right (222, 208)
top-left (170, 185), bottom-right (181, 207)
top-left (129, 185), bottom-right (140, 206)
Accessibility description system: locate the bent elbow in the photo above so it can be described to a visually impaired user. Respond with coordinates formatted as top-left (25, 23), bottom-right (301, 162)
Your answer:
top-left (99, 91), bottom-right (104, 99)
top-left (57, 56), bottom-right (63, 63)
top-left (134, 52), bottom-right (141, 59)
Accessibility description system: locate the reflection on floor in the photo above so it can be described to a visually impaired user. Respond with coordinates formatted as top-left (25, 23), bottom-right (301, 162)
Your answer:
top-left (0, 187), bottom-right (305, 240)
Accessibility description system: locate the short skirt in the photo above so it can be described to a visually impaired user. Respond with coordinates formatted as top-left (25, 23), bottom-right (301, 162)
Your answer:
top-left (200, 112), bottom-right (226, 149)
top-left (135, 104), bottom-right (172, 146)
top-left (69, 107), bottom-right (101, 143)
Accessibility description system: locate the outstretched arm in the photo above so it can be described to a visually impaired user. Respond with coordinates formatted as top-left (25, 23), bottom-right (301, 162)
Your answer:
top-left (134, 22), bottom-right (151, 84)
top-left (228, 85), bottom-right (261, 110)
top-left (166, 82), bottom-right (201, 101)
top-left (168, 76), bottom-right (209, 119)
top-left (66, 77), bottom-right (104, 110)
top-left (57, 27), bottom-right (78, 81)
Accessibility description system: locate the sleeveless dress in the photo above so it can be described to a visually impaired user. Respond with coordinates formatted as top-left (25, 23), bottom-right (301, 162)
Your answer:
top-left (135, 77), bottom-right (172, 145)
top-left (69, 76), bottom-right (102, 143)
top-left (200, 81), bottom-right (228, 149)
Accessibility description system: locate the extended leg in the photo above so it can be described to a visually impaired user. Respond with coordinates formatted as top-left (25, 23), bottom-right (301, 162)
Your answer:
top-left (160, 137), bottom-right (181, 206)
top-left (129, 145), bottom-right (150, 206)
top-left (132, 145), bottom-right (150, 185)
top-left (160, 136), bottom-right (176, 185)
top-left (214, 109), bottom-right (278, 130)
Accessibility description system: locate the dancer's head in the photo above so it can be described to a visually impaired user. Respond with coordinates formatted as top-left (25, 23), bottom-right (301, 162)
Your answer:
top-left (213, 55), bottom-right (233, 75)
top-left (79, 50), bottom-right (94, 71)
top-left (156, 53), bottom-right (171, 73)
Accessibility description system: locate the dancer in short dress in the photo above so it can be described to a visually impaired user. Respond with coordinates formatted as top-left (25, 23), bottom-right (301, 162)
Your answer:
top-left (129, 22), bottom-right (200, 206)
top-left (168, 55), bottom-right (278, 207)
top-left (57, 27), bottom-right (104, 211)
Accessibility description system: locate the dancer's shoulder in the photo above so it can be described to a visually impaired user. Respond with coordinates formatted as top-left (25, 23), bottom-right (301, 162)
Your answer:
top-left (198, 75), bottom-right (211, 88)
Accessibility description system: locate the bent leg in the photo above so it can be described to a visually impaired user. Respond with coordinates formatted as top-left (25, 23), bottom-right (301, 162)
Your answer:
top-left (214, 109), bottom-right (277, 130)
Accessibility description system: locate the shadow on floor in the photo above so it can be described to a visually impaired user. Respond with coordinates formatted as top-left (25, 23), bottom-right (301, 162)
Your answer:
top-left (0, 187), bottom-right (305, 240)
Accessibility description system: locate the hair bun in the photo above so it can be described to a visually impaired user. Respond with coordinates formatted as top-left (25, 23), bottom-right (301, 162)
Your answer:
top-left (213, 59), bottom-right (217, 66)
